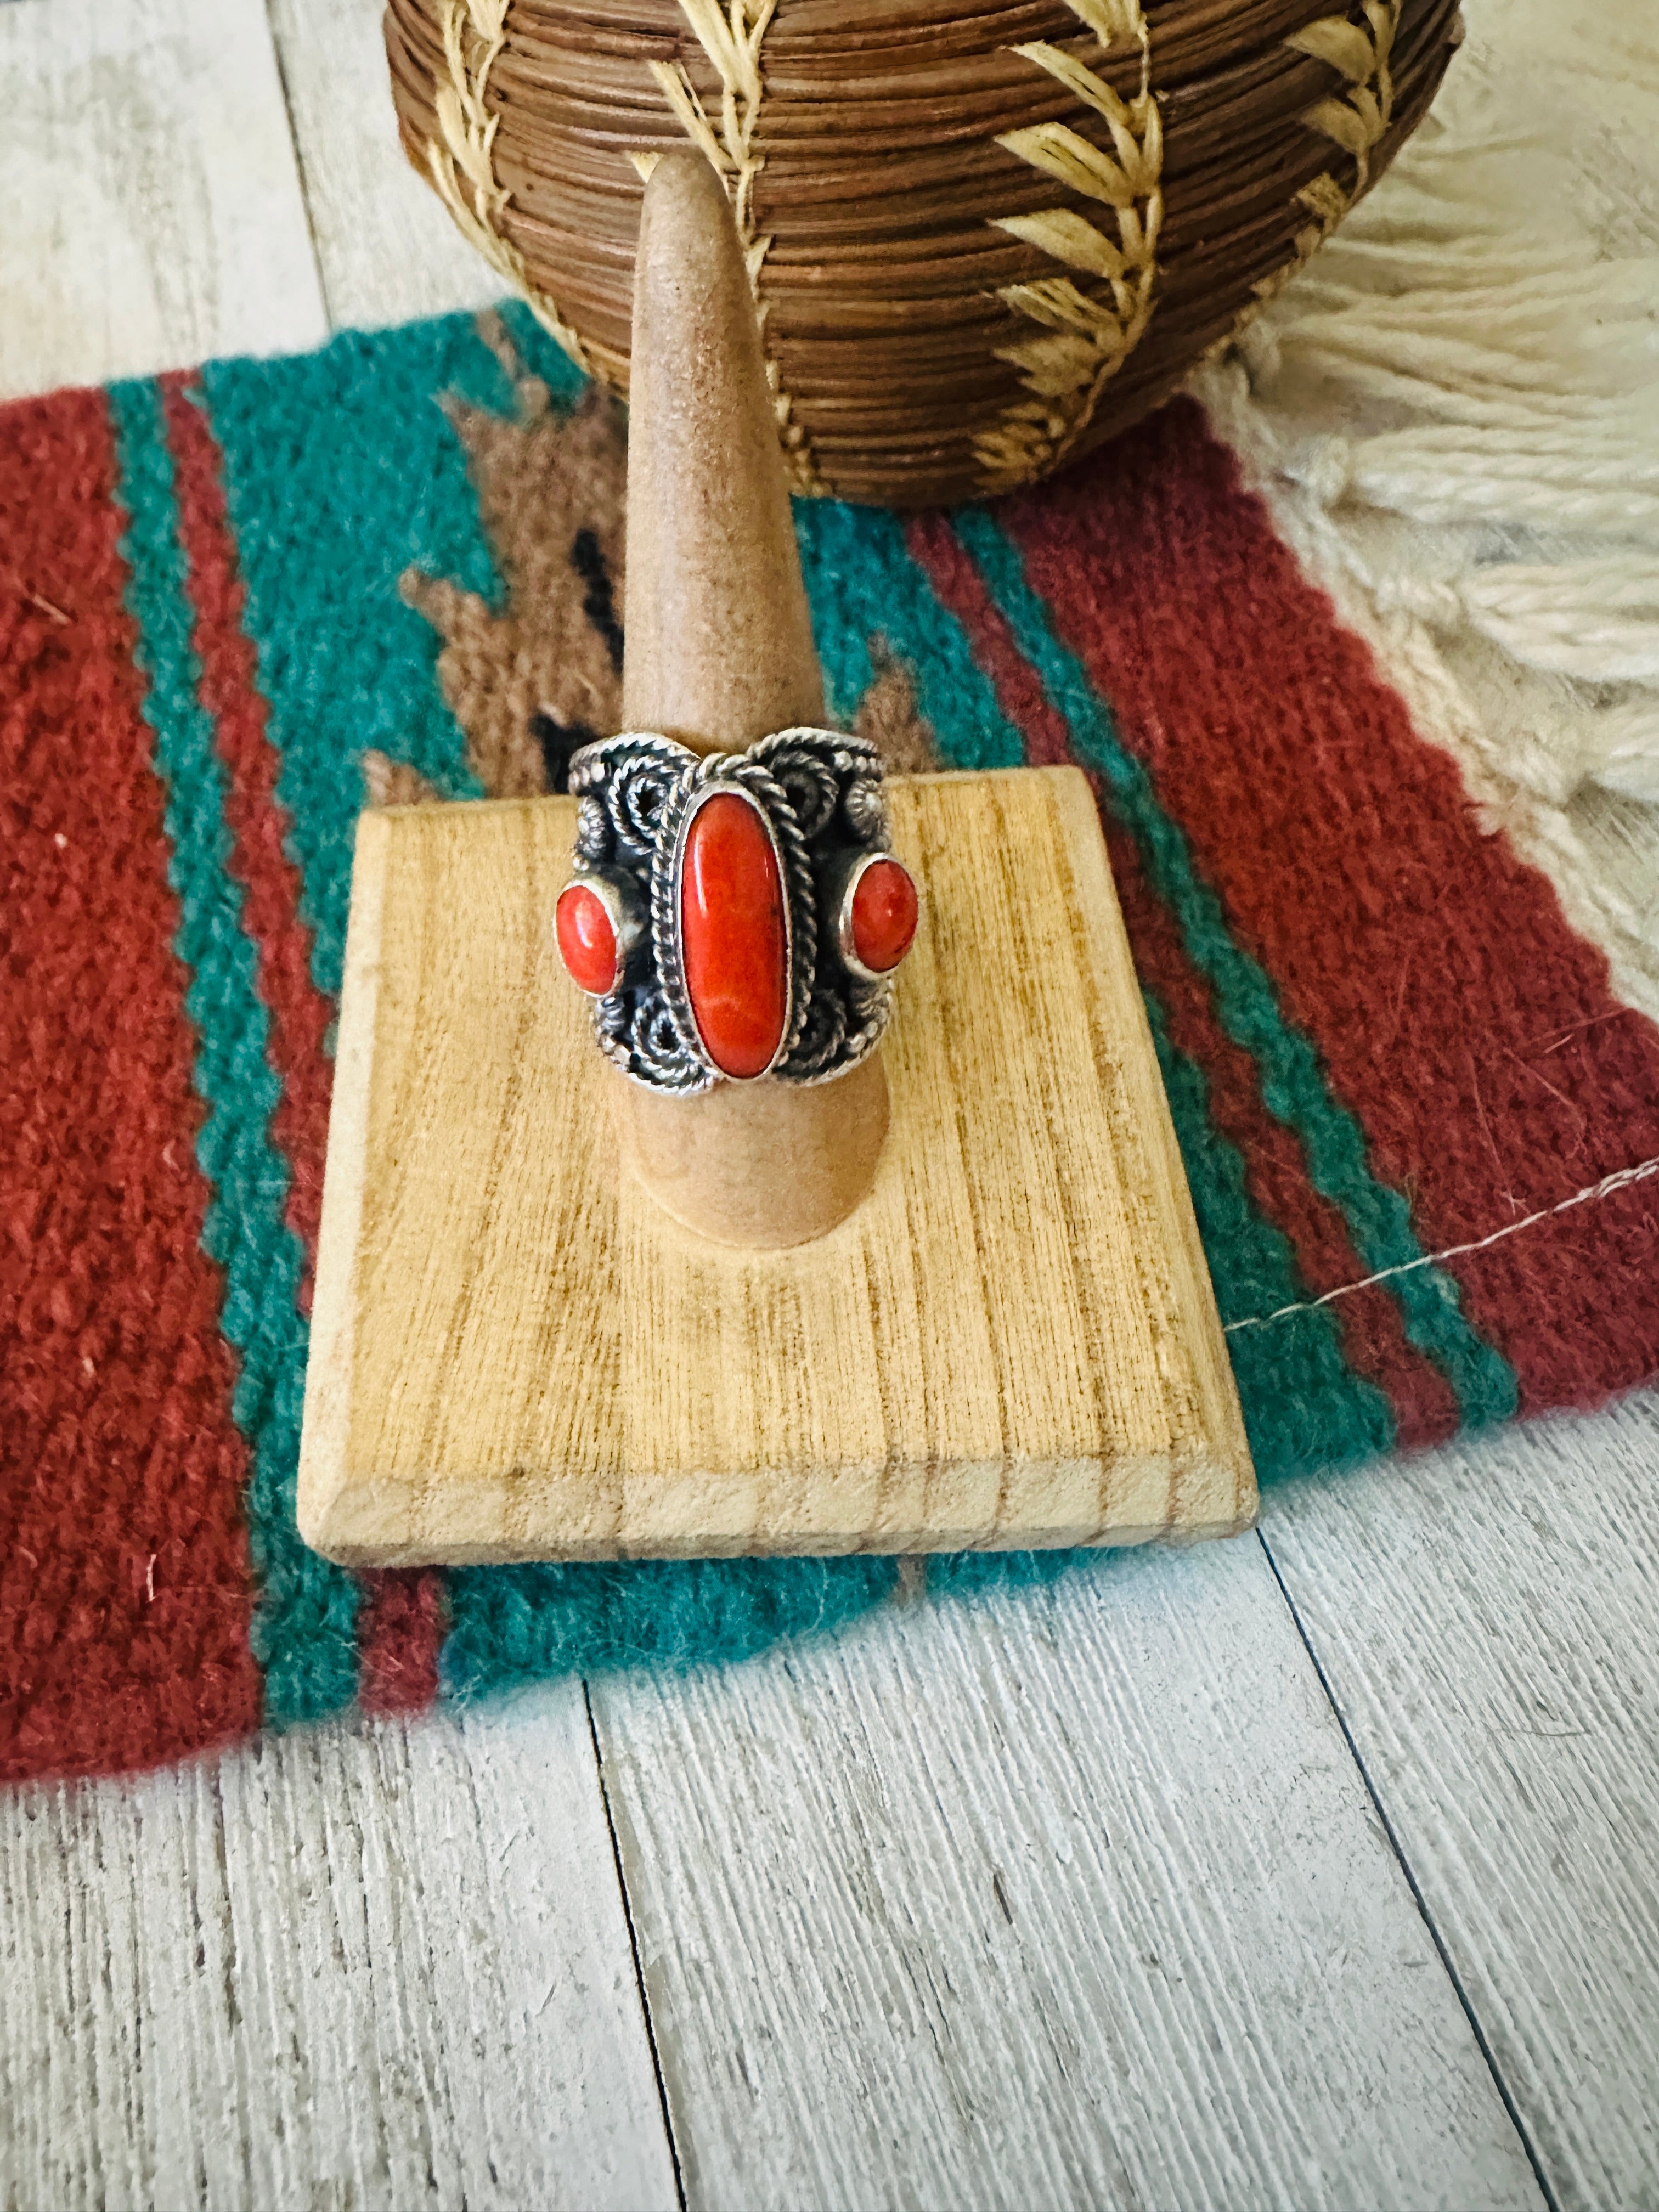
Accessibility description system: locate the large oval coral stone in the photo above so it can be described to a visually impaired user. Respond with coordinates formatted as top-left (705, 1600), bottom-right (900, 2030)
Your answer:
top-left (681, 791), bottom-right (789, 1079)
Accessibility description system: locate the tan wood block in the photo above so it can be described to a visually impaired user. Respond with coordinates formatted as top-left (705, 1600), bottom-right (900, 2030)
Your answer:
top-left (297, 766), bottom-right (1256, 1564)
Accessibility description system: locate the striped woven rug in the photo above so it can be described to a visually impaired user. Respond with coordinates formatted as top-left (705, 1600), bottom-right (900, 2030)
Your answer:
top-left (5, 303), bottom-right (1657, 1785)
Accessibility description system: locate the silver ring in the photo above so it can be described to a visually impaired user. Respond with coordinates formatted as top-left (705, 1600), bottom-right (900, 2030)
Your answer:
top-left (553, 728), bottom-right (918, 1094)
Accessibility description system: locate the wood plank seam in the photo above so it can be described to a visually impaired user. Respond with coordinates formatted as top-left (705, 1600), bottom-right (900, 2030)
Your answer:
top-left (262, 0), bottom-right (337, 328)
top-left (585, 1533), bottom-right (1552, 2211)
top-left (1254, 1526), bottom-right (1565, 2212)
top-left (584, 1681), bottom-right (690, 2212)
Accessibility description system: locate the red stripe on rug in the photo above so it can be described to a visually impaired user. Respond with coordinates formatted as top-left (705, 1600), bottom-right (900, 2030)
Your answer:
top-left (162, 376), bottom-right (332, 1300)
top-left (356, 1571), bottom-right (449, 1714)
top-left (0, 388), bottom-right (262, 1781)
top-left (163, 376), bottom-right (443, 1718)
top-left (1000, 402), bottom-right (1659, 1413)
top-left (1106, 825), bottom-right (1461, 1450)
top-left (905, 512), bottom-right (1458, 1445)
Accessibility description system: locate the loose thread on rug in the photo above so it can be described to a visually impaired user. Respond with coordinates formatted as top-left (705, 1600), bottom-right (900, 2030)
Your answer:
top-left (1224, 1154), bottom-right (1659, 1334)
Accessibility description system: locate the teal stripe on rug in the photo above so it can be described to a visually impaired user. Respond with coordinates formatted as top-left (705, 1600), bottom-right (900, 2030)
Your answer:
top-left (198, 313), bottom-right (557, 1712)
top-left (199, 312), bottom-right (551, 1000)
top-left (1138, 989), bottom-right (1397, 1477)
top-left (953, 505), bottom-right (1519, 1433)
top-left (794, 500), bottom-right (1026, 769)
top-left (108, 377), bottom-right (362, 1725)
top-left (442, 1553), bottom-right (900, 1701)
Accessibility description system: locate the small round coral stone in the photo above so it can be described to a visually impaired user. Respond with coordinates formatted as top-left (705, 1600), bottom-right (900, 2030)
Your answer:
top-left (681, 792), bottom-right (789, 1079)
top-left (850, 858), bottom-right (918, 974)
top-left (555, 882), bottom-right (619, 995)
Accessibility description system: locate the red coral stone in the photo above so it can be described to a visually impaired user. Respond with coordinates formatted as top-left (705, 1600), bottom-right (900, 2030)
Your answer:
top-left (681, 792), bottom-right (789, 1079)
top-left (555, 882), bottom-right (619, 995)
top-left (850, 857), bottom-right (918, 974)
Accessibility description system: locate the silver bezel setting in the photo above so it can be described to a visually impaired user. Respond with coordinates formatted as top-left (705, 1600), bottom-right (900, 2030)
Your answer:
top-left (832, 850), bottom-right (914, 985)
top-left (554, 870), bottom-right (646, 997)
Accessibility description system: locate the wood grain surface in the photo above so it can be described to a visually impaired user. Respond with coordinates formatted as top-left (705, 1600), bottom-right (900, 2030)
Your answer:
top-left (266, 0), bottom-right (503, 331)
top-left (589, 1532), bottom-right (1546, 2212)
top-left (0, 0), bottom-right (326, 403)
top-left (298, 774), bottom-right (1254, 1565)
top-left (0, 1685), bottom-right (677, 2211)
top-left (1263, 1391), bottom-right (1659, 2212)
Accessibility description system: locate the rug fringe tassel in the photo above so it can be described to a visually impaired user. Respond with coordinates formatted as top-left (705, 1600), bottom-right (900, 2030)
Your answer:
top-left (1200, 12), bottom-right (1659, 813)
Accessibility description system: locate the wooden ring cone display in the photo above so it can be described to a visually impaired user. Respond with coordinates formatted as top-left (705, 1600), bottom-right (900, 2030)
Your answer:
top-left (605, 151), bottom-right (890, 1252)
top-left (295, 157), bottom-right (1257, 1568)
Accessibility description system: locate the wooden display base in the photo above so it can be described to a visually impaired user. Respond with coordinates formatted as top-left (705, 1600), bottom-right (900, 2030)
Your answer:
top-left (297, 768), bottom-right (1256, 1565)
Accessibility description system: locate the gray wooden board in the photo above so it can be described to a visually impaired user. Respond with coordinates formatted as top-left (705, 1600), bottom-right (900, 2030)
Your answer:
top-left (1263, 1389), bottom-right (1659, 2212)
top-left (265, 0), bottom-right (503, 332)
top-left (4, 1531), bottom-right (1550, 2212)
top-left (0, 0), bottom-right (327, 403)
top-left (589, 1534), bottom-right (1544, 2212)
top-left (0, 1686), bottom-right (679, 2212)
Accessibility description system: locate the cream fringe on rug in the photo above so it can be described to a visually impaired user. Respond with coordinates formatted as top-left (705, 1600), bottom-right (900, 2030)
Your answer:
top-left (1193, 0), bottom-right (1659, 1020)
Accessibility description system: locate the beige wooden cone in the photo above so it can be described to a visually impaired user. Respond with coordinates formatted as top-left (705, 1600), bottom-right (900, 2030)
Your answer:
top-left (612, 151), bottom-right (888, 1249)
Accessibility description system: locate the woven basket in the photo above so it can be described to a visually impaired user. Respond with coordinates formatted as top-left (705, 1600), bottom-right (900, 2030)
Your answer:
top-left (385, 0), bottom-right (1458, 507)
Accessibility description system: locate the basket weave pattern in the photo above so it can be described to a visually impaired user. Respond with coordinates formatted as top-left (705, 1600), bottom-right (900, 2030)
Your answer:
top-left (386, 0), bottom-right (1459, 506)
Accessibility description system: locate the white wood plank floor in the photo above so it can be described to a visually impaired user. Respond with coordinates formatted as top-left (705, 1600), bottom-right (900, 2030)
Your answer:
top-left (1264, 1397), bottom-right (1659, 2212)
top-left (0, 0), bottom-right (326, 402)
top-left (2, 1), bottom-right (1656, 2205)
top-left (588, 1541), bottom-right (1542, 2212)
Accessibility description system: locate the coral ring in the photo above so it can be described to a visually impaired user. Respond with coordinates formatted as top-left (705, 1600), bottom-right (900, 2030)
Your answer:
top-left (553, 728), bottom-right (918, 1094)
